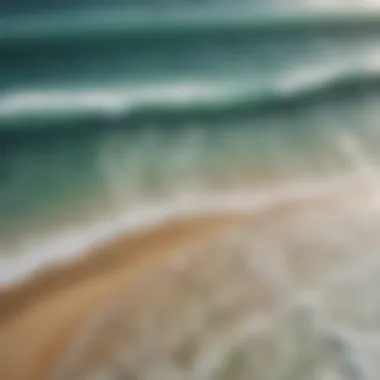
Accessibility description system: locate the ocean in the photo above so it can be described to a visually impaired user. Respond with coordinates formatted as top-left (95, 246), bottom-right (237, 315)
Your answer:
top-left (1, 3), bottom-right (380, 281)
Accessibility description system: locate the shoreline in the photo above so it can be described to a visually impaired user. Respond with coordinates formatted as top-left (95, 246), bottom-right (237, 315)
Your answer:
top-left (0, 175), bottom-right (378, 380)
top-left (0, 172), bottom-right (364, 286)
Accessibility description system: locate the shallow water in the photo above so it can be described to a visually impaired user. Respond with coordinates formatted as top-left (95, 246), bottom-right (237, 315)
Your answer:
top-left (2, 85), bottom-right (380, 280)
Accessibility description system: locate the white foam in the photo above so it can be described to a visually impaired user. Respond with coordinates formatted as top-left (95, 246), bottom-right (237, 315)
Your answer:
top-left (0, 81), bottom-right (225, 120)
top-left (2, 55), bottom-right (380, 123)
top-left (1, 171), bottom-right (378, 287)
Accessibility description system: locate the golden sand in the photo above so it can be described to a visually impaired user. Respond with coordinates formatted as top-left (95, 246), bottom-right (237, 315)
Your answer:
top-left (0, 182), bottom-right (379, 380)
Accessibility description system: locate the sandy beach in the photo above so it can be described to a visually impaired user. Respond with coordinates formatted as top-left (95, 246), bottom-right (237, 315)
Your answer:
top-left (0, 211), bottom-right (252, 380)
top-left (0, 180), bottom-right (379, 380)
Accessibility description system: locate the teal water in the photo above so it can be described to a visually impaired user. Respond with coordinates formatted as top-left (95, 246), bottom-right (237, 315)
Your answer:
top-left (3, 4), bottom-right (380, 281)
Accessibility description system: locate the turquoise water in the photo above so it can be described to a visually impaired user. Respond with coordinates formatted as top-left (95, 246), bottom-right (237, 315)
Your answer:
top-left (3, 3), bottom-right (380, 277)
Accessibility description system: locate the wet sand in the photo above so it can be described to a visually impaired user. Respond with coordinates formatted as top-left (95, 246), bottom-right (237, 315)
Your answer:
top-left (0, 182), bottom-right (378, 380)
top-left (0, 212), bottom-right (255, 380)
